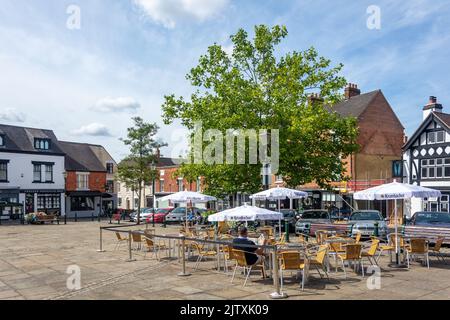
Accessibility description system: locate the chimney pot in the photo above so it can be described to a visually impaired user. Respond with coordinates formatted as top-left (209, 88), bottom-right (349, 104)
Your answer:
top-left (345, 83), bottom-right (361, 99)
top-left (429, 96), bottom-right (437, 104)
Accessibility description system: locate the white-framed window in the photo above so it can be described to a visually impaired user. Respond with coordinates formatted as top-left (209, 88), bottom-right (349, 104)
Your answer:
top-left (76, 173), bottom-right (89, 190)
top-left (0, 135), bottom-right (4, 146)
top-left (421, 158), bottom-right (450, 179)
top-left (177, 178), bottom-right (184, 192)
top-left (427, 131), bottom-right (445, 144)
top-left (159, 179), bottom-right (165, 192)
top-left (34, 138), bottom-right (50, 150)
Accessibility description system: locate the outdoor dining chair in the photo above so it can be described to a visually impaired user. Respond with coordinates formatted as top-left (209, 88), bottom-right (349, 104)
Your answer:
top-left (361, 238), bottom-right (380, 266)
top-left (337, 243), bottom-right (364, 278)
top-left (308, 244), bottom-right (330, 280)
top-left (377, 233), bottom-right (407, 263)
top-left (192, 242), bottom-right (218, 270)
top-left (230, 249), bottom-right (266, 287)
top-left (131, 232), bottom-right (143, 251)
top-left (406, 238), bottom-right (430, 269)
top-left (114, 232), bottom-right (128, 251)
top-left (430, 236), bottom-right (446, 264)
top-left (279, 251), bottom-right (308, 291)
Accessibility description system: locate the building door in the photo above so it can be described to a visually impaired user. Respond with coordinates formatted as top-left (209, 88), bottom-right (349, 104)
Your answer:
top-left (25, 193), bottom-right (34, 214)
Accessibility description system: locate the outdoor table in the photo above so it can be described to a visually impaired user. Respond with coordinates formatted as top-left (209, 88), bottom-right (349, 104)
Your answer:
top-left (161, 233), bottom-right (183, 260)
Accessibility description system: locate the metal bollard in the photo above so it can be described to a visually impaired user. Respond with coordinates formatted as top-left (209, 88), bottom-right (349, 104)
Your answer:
top-left (270, 246), bottom-right (287, 299)
top-left (178, 237), bottom-right (191, 277)
top-left (64, 214), bottom-right (67, 225)
top-left (75, 212), bottom-right (78, 222)
top-left (285, 219), bottom-right (290, 242)
top-left (97, 228), bottom-right (105, 252)
top-left (91, 212), bottom-right (94, 222)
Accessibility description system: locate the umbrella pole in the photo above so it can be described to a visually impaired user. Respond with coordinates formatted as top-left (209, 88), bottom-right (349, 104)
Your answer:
top-left (278, 199), bottom-right (282, 239)
top-left (395, 199), bottom-right (399, 265)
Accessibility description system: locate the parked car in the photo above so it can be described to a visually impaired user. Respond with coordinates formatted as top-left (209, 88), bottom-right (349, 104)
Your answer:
top-left (409, 211), bottom-right (450, 228)
top-left (146, 207), bottom-right (174, 224)
top-left (329, 207), bottom-right (352, 221)
top-left (129, 208), bottom-right (156, 222)
top-left (348, 210), bottom-right (388, 238)
top-left (165, 207), bottom-right (206, 223)
top-left (295, 209), bottom-right (333, 236)
top-left (267, 209), bottom-right (297, 232)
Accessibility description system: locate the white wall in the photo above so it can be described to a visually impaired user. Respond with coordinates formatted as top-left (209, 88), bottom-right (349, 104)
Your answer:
top-left (0, 152), bottom-right (65, 190)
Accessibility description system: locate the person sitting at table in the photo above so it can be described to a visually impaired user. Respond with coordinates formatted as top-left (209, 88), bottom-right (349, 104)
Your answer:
top-left (232, 227), bottom-right (266, 267)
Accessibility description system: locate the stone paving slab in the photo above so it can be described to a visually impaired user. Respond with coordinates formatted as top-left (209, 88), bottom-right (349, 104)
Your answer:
top-left (1, 221), bottom-right (450, 300)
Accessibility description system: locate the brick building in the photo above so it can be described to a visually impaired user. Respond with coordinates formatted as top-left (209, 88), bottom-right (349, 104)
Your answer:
top-left (59, 141), bottom-right (117, 218)
top-left (270, 83), bottom-right (405, 212)
top-left (117, 157), bottom-right (201, 210)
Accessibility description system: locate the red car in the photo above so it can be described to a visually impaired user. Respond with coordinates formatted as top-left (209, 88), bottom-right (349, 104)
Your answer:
top-left (146, 207), bottom-right (174, 224)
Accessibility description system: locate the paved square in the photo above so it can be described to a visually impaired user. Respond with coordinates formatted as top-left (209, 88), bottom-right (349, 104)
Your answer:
top-left (0, 221), bottom-right (450, 300)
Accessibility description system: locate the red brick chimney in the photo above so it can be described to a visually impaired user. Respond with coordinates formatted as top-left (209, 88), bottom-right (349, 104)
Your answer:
top-left (308, 93), bottom-right (324, 105)
top-left (344, 83), bottom-right (361, 99)
top-left (423, 96), bottom-right (443, 120)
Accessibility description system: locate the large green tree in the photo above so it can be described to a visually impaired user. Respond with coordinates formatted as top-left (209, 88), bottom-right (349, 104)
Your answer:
top-left (162, 25), bottom-right (358, 198)
top-left (117, 117), bottom-right (166, 224)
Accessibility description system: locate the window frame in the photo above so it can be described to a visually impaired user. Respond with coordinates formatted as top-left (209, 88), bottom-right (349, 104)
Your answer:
top-left (0, 134), bottom-right (5, 147)
top-left (0, 160), bottom-right (9, 182)
top-left (76, 172), bottom-right (90, 190)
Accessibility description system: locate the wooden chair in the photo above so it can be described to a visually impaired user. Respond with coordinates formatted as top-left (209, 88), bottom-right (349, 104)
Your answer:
top-left (308, 245), bottom-right (330, 279)
top-left (406, 238), bottom-right (430, 269)
top-left (191, 242), bottom-right (217, 270)
top-left (231, 249), bottom-right (266, 287)
top-left (114, 232), bottom-right (128, 251)
top-left (279, 251), bottom-right (308, 291)
top-left (361, 238), bottom-right (380, 265)
top-left (430, 236), bottom-right (446, 264)
top-left (337, 244), bottom-right (364, 278)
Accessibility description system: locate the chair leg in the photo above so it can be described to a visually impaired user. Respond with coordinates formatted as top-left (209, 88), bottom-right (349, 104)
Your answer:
top-left (342, 259), bottom-right (347, 279)
top-left (301, 269), bottom-right (305, 291)
top-left (426, 253), bottom-right (430, 269)
top-left (231, 265), bottom-right (238, 283)
top-left (243, 266), bottom-right (252, 287)
top-left (361, 260), bottom-right (365, 277)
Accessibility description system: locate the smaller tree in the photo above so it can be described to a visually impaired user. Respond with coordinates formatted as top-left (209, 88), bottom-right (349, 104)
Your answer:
top-left (117, 117), bottom-right (166, 224)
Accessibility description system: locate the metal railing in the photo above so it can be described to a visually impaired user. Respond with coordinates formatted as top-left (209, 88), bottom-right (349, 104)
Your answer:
top-left (98, 225), bottom-right (289, 299)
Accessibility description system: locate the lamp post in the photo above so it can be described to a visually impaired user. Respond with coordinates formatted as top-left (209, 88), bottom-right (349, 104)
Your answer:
top-left (151, 161), bottom-right (156, 228)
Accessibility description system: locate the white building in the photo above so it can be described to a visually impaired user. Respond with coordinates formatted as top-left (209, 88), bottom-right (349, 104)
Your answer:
top-left (403, 96), bottom-right (450, 217)
top-left (0, 124), bottom-right (65, 220)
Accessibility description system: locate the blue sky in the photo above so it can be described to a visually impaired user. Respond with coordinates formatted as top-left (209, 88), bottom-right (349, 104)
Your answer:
top-left (1, 0), bottom-right (450, 161)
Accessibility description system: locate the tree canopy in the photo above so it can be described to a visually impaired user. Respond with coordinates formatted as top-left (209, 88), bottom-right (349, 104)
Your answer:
top-left (162, 25), bottom-right (359, 197)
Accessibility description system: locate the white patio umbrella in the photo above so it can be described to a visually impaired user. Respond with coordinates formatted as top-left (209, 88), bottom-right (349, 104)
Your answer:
top-left (353, 181), bottom-right (441, 265)
top-left (251, 187), bottom-right (308, 237)
top-left (158, 191), bottom-right (216, 229)
top-left (208, 205), bottom-right (282, 222)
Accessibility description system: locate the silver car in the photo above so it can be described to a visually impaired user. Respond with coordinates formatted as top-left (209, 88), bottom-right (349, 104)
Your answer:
top-left (348, 210), bottom-right (387, 238)
top-left (165, 207), bottom-right (205, 223)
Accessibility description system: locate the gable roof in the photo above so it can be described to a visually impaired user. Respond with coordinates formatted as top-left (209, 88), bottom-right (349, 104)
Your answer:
top-left (403, 111), bottom-right (450, 150)
top-left (332, 90), bottom-right (380, 118)
top-left (58, 141), bottom-right (106, 172)
top-left (0, 123), bottom-right (65, 155)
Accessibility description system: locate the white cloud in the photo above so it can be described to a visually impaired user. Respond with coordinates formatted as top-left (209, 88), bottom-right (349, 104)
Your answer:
top-left (72, 123), bottom-right (113, 137)
top-left (93, 97), bottom-right (141, 113)
top-left (0, 108), bottom-right (25, 122)
top-left (133, 0), bottom-right (228, 28)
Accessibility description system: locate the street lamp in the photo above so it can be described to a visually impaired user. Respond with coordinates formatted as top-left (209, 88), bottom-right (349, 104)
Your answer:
top-left (151, 161), bottom-right (156, 228)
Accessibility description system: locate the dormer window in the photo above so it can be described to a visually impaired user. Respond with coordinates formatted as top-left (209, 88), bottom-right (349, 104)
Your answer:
top-left (0, 134), bottom-right (4, 146)
top-left (34, 138), bottom-right (50, 150)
